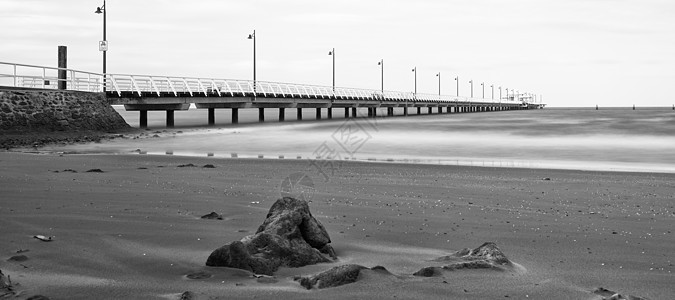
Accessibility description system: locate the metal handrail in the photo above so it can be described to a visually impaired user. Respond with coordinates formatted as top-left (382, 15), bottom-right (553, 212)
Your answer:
top-left (1, 61), bottom-right (539, 105)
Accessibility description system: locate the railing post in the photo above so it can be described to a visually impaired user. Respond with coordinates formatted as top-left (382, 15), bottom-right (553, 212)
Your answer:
top-left (58, 45), bottom-right (67, 90)
top-left (13, 64), bottom-right (17, 87)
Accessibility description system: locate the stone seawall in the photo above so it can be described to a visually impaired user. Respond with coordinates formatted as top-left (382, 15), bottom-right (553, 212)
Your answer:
top-left (0, 88), bottom-right (129, 132)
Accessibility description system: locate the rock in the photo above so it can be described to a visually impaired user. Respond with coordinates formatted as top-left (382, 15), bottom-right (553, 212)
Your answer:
top-left (7, 255), bottom-right (28, 262)
top-left (413, 266), bottom-right (442, 277)
top-left (180, 291), bottom-right (195, 300)
top-left (26, 296), bottom-right (51, 300)
top-left (0, 269), bottom-right (9, 289)
top-left (295, 264), bottom-right (368, 289)
top-left (177, 164), bottom-right (196, 168)
top-left (85, 169), bottom-right (104, 173)
top-left (202, 164), bottom-right (216, 168)
top-left (200, 212), bottom-right (223, 220)
top-left (206, 197), bottom-right (336, 275)
top-left (593, 287), bottom-right (646, 300)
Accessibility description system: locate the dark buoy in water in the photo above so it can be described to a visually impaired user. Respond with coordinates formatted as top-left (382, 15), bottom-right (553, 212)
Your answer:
top-left (633, 104), bottom-right (635, 110)
top-left (596, 105), bottom-right (599, 110)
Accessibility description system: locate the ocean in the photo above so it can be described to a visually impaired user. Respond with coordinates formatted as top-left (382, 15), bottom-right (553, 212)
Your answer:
top-left (52, 106), bottom-right (675, 173)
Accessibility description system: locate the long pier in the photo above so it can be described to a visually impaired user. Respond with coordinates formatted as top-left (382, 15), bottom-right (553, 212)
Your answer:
top-left (1, 61), bottom-right (546, 128)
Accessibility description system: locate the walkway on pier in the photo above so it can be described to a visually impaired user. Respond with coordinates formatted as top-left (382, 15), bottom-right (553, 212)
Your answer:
top-left (1, 61), bottom-right (546, 128)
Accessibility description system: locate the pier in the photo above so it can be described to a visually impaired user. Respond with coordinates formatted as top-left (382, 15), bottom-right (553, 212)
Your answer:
top-left (1, 61), bottom-right (546, 128)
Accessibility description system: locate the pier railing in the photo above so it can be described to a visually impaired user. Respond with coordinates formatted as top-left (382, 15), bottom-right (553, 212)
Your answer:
top-left (1, 61), bottom-right (527, 105)
top-left (0, 61), bottom-right (103, 92)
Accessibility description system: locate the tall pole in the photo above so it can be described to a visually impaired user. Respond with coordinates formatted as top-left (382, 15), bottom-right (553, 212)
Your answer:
top-left (481, 82), bottom-right (484, 99)
top-left (455, 76), bottom-right (459, 96)
top-left (95, 1), bottom-right (107, 92)
top-left (378, 59), bottom-right (384, 92)
top-left (499, 86), bottom-right (502, 101)
top-left (469, 80), bottom-right (473, 98)
top-left (436, 72), bottom-right (441, 95)
top-left (103, 0), bottom-right (106, 93)
top-left (329, 48), bottom-right (335, 92)
top-left (248, 30), bottom-right (256, 94)
top-left (490, 84), bottom-right (494, 99)
top-left (412, 67), bottom-right (417, 94)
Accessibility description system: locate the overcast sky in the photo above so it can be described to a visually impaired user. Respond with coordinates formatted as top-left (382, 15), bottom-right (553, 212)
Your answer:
top-left (2, 0), bottom-right (674, 107)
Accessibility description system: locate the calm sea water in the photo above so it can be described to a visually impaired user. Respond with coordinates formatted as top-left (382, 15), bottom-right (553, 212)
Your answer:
top-left (52, 106), bottom-right (675, 173)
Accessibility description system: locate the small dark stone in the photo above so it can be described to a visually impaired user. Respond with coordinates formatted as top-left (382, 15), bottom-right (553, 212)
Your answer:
top-left (177, 164), bottom-right (196, 168)
top-left (7, 255), bottom-right (28, 262)
top-left (185, 271), bottom-right (212, 280)
top-left (179, 291), bottom-right (195, 300)
top-left (85, 169), bottom-right (104, 173)
top-left (201, 212), bottom-right (223, 220)
top-left (202, 164), bottom-right (216, 168)
top-left (413, 266), bottom-right (441, 277)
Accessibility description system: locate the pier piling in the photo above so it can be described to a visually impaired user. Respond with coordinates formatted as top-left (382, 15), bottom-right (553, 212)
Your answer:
top-left (208, 108), bottom-right (215, 126)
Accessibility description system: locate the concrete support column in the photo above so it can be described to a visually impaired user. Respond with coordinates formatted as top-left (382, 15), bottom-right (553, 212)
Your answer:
top-left (417, 107), bottom-right (421, 115)
top-left (344, 107), bottom-right (349, 118)
top-left (139, 110), bottom-right (148, 128)
top-left (208, 108), bottom-right (215, 126)
top-left (372, 108), bottom-right (377, 117)
top-left (232, 108), bottom-right (239, 124)
top-left (316, 108), bottom-right (321, 120)
top-left (297, 108), bottom-right (303, 120)
top-left (327, 108), bottom-right (332, 119)
top-left (367, 108), bottom-right (373, 117)
top-left (166, 110), bottom-right (174, 128)
top-left (387, 107), bottom-right (394, 116)
top-left (437, 107), bottom-right (442, 114)
top-left (404, 106), bottom-right (408, 116)
top-left (352, 107), bottom-right (357, 117)
top-left (428, 107), bottom-right (432, 114)
top-left (279, 108), bottom-right (285, 122)
top-left (58, 46), bottom-right (67, 90)
top-left (258, 108), bottom-right (265, 122)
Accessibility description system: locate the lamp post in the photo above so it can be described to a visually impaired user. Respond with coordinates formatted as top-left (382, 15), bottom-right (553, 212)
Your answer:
top-left (499, 86), bottom-right (502, 101)
top-left (328, 48), bottom-right (335, 92)
top-left (469, 80), bottom-right (473, 98)
top-left (377, 59), bottom-right (383, 92)
top-left (454, 76), bottom-right (459, 96)
top-left (436, 72), bottom-right (441, 95)
top-left (490, 84), bottom-right (494, 100)
top-left (247, 30), bottom-right (256, 93)
top-left (95, 1), bottom-right (106, 92)
top-left (411, 67), bottom-right (417, 95)
top-left (481, 82), bottom-right (484, 99)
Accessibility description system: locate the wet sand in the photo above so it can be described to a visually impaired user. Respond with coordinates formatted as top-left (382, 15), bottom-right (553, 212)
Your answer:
top-left (1, 152), bottom-right (673, 299)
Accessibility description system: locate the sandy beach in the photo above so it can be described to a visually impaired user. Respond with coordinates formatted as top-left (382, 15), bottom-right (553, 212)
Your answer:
top-left (1, 152), bottom-right (673, 299)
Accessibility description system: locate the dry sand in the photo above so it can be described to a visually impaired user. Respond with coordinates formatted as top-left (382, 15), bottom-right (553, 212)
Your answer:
top-left (0, 152), bottom-right (673, 299)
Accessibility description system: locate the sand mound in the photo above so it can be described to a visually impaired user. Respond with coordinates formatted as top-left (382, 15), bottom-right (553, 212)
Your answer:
top-left (206, 197), bottom-right (337, 275)
top-left (415, 242), bottom-right (514, 276)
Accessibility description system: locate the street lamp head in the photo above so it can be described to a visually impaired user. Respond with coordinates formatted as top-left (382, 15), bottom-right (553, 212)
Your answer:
top-left (378, 61), bottom-right (382, 65)
top-left (247, 34), bottom-right (254, 39)
top-left (328, 51), bottom-right (333, 55)
top-left (95, 7), bottom-right (103, 14)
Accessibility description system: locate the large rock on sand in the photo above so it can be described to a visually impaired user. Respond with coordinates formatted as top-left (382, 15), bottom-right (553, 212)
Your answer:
top-left (206, 197), bottom-right (336, 275)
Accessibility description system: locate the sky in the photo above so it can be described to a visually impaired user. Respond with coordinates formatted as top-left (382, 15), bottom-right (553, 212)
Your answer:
top-left (1, 0), bottom-right (674, 107)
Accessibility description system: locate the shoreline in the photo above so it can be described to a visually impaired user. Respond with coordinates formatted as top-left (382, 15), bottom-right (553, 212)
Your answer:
top-left (1, 152), bottom-right (673, 299)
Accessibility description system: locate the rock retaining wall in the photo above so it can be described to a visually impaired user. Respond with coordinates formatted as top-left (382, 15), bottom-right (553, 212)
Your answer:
top-left (0, 88), bottom-right (129, 132)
